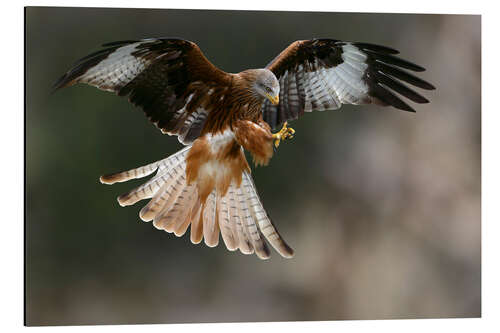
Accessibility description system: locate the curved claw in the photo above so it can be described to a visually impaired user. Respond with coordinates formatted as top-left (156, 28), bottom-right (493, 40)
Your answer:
top-left (272, 122), bottom-right (295, 148)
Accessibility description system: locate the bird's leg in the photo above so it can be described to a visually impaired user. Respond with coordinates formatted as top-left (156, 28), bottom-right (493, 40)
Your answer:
top-left (272, 122), bottom-right (295, 148)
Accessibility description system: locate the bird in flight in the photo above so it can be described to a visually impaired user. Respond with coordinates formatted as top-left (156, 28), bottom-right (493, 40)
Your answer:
top-left (54, 37), bottom-right (434, 259)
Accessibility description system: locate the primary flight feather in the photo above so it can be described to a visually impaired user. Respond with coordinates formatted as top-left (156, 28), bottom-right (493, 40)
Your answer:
top-left (54, 37), bottom-right (434, 259)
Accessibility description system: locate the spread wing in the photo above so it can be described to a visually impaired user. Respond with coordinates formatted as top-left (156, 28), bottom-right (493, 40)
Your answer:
top-left (54, 38), bottom-right (233, 144)
top-left (262, 39), bottom-right (435, 130)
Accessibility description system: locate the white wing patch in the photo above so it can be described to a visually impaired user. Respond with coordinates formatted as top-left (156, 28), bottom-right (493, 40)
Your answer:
top-left (300, 44), bottom-right (370, 109)
top-left (77, 43), bottom-right (150, 91)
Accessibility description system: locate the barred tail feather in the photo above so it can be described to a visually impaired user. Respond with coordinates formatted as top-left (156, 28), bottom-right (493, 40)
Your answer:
top-left (153, 183), bottom-right (197, 233)
top-left (171, 185), bottom-right (198, 235)
top-left (139, 160), bottom-right (187, 222)
top-left (228, 185), bottom-right (253, 255)
top-left (241, 172), bottom-right (295, 258)
top-left (236, 186), bottom-right (270, 259)
top-left (100, 147), bottom-right (293, 259)
top-left (203, 190), bottom-right (219, 247)
top-left (104, 147), bottom-right (191, 206)
top-left (189, 200), bottom-right (204, 244)
top-left (206, 172), bottom-right (293, 259)
top-left (173, 202), bottom-right (197, 237)
top-left (218, 191), bottom-right (238, 251)
top-left (99, 159), bottom-right (161, 185)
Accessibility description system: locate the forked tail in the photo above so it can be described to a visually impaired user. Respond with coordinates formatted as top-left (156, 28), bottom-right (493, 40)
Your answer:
top-left (100, 146), bottom-right (294, 259)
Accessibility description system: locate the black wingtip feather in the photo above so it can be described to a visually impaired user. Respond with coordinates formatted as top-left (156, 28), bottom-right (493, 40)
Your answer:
top-left (375, 63), bottom-right (435, 90)
top-left (371, 82), bottom-right (416, 112)
top-left (51, 74), bottom-right (70, 95)
top-left (353, 42), bottom-right (400, 55)
top-left (52, 73), bottom-right (67, 91)
top-left (73, 47), bottom-right (115, 65)
top-left (373, 71), bottom-right (430, 104)
top-left (101, 40), bottom-right (139, 47)
top-left (366, 51), bottom-right (427, 72)
top-left (425, 82), bottom-right (436, 90)
top-left (352, 43), bottom-right (435, 109)
top-left (52, 43), bottom-right (125, 93)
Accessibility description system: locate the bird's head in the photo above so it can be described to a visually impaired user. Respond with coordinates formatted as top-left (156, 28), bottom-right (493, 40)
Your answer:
top-left (252, 69), bottom-right (280, 105)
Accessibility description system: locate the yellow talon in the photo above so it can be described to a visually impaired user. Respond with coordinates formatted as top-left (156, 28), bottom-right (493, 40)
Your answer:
top-left (272, 122), bottom-right (295, 148)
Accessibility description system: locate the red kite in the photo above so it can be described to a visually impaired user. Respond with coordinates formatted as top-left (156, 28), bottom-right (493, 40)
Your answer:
top-left (54, 38), bottom-right (434, 259)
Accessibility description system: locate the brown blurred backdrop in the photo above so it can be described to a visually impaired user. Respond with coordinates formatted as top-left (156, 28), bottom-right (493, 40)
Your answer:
top-left (25, 7), bottom-right (480, 326)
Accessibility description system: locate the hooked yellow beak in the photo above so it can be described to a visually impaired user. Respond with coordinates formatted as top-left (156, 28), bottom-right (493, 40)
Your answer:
top-left (266, 93), bottom-right (279, 105)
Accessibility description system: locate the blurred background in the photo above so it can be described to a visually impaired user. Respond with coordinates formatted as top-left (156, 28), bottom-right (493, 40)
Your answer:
top-left (25, 7), bottom-right (480, 326)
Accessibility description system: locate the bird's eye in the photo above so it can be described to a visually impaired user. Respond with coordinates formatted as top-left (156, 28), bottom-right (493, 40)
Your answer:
top-left (266, 87), bottom-right (272, 93)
